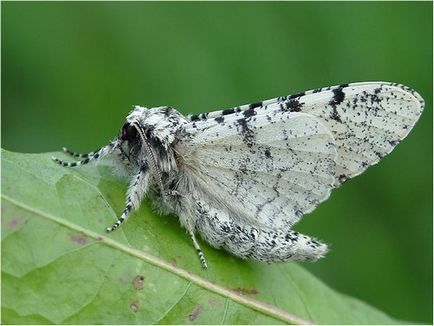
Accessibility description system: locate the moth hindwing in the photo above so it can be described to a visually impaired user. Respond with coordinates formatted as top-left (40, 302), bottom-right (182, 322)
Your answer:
top-left (53, 82), bottom-right (424, 268)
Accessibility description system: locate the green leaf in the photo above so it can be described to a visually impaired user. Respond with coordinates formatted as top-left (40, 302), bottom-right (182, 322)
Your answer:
top-left (1, 149), bottom-right (401, 324)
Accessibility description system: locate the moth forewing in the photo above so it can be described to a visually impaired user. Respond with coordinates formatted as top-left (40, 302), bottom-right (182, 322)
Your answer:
top-left (183, 112), bottom-right (338, 231)
top-left (297, 83), bottom-right (424, 185)
top-left (53, 82), bottom-right (424, 268)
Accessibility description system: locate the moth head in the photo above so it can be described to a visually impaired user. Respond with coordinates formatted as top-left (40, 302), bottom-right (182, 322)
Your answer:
top-left (117, 122), bottom-right (139, 163)
top-left (117, 105), bottom-right (185, 168)
top-left (120, 106), bottom-right (149, 141)
top-left (117, 106), bottom-right (149, 164)
top-left (120, 122), bottom-right (138, 142)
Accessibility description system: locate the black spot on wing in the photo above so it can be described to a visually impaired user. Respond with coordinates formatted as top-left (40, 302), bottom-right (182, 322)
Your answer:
top-left (287, 99), bottom-right (303, 112)
top-left (222, 108), bottom-right (235, 116)
top-left (243, 107), bottom-right (257, 118)
top-left (248, 102), bottom-right (263, 109)
top-left (329, 87), bottom-right (345, 123)
top-left (338, 174), bottom-right (348, 184)
top-left (280, 98), bottom-right (304, 112)
top-left (330, 87), bottom-right (345, 107)
top-left (370, 93), bottom-right (382, 103)
top-left (264, 148), bottom-right (272, 159)
top-left (374, 151), bottom-right (384, 159)
top-left (215, 116), bottom-right (225, 124)
top-left (330, 107), bottom-right (342, 123)
top-left (236, 118), bottom-right (255, 148)
top-left (287, 91), bottom-right (306, 100)
top-left (190, 115), bottom-right (200, 121)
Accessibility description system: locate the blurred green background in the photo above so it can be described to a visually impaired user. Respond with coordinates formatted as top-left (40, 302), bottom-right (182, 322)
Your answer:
top-left (2, 2), bottom-right (432, 323)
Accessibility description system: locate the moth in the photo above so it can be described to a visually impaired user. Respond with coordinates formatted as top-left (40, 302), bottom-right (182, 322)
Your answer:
top-left (53, 82), bottom-right (424, 269)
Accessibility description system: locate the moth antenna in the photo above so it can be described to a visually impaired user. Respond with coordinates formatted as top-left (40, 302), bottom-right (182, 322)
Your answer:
top-left (62, 147), bottom-right (93, 158)
top-left (52, 139), bottom-right (120, 167)
top-left (131, 121), bottom-right (166, 194)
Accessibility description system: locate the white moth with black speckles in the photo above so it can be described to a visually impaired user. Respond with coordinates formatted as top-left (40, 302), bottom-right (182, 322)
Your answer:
top-left (53, 82), bottom-right (424, 269)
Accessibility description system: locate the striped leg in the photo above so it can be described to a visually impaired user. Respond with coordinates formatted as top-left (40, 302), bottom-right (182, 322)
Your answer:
top-left (190, 231), bottom-right (208, 269)
top-left (62, 147), bottom-right (95, 158)
top-left (106, 166), bottom-right (149, 232)
top-left (52, 140), bottom-right (119, 167)
top-left (177, 196), bottom-right (208, 269)
top-left (106, 198), bottom-right (134, 232)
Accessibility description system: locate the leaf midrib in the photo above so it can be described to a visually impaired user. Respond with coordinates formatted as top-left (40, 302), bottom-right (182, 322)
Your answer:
top-left (1, 194), bottom-right (313, 325)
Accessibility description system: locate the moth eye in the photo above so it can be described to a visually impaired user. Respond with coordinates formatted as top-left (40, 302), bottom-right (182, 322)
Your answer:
top-left (121, 123), bottom-right (138, 141)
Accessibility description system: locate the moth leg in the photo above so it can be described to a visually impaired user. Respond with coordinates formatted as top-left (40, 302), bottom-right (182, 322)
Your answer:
top-left (189, 231), bottom-right (208, 269)
top-left (106, 165), bottom-right (150, 232)
top-left (175, 196), bottom-right (209, 269)
top-left (52, 140), bottom-right (120, 167)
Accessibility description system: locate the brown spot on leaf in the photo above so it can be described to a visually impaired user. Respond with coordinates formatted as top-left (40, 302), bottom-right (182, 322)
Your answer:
top-left (208, 298), bottom-right (223, 307)
top-left (170, 255), bottom-right (182, 266)
top-left (6, 215), bottom-right (26, 229)
top-left (8, 219), bottom-right (18, 229)
top-left (96, 236), bottom-right (103, 241)
top-left (188, 304), bottom-right (202, 321)
top-left (70, 234), bottom-right (87, 245)
top-left (130, 300), bottom-right (139, 313)
top-left (133, 275), bottom-right (144, 290)
top-left (232, 287), bottom-right (258, 295)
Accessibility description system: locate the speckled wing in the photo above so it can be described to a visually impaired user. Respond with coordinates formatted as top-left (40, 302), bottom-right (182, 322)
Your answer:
top-left (188, 82), bottom-right (424, 186)
top-left (182, 111), bottom-right (337, 230)
top-left (291, 82), bottom-right (424, 185)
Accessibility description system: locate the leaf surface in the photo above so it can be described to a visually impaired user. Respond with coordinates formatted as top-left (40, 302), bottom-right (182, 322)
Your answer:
top-left (1, 149), bottom-right (400, 324)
